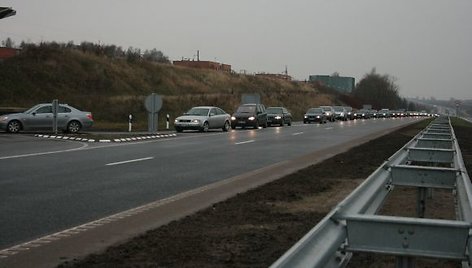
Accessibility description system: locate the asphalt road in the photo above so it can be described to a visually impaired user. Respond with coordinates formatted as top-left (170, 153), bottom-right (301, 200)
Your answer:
top-left (0, 118), bottom-right (420, 249)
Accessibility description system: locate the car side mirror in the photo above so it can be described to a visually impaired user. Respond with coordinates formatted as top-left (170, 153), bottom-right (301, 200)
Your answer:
top-left (32, 112), bottom-right (36, 116)
top-left (209, 113), bottom-right (215, 117)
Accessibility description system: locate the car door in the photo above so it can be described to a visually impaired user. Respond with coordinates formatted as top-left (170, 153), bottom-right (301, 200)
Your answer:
top-left (29, 105), bottom-right (53, 129)
top-left (208, 108), bottom-right (220, 128)
top-left (57, 105), bottom-right (72, 128)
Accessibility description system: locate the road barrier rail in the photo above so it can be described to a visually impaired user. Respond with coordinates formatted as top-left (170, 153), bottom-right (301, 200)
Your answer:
top-left (271, 117), bottom-right (472, 268)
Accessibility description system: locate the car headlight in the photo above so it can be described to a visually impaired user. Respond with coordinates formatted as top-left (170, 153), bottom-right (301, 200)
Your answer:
top-left (304, 115), bottom-right (307, 118)
top-left (192, 119), bottom-right (200, 123)
top-left (362, 114), bottom-right (365, 116)
top-left (340, 113), bottom-right (344, 116)
top-left (316, 116), bottom-right (320, 118)
top-left (275, 116), bottom-right (282, 120)
top-left (174, 119), bottom-right (178, 123)
top-left (231, 116), bottom-right (236, 121)
top-left (248, 116), bottom-right (255, 121)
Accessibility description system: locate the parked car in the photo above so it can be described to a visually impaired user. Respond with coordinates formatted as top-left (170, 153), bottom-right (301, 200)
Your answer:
top-left (333, 106), bottom-right (348, 121)
top-left (303, 108), bottom-right (327, 124)
top-left (319, 106), bottom-right (335, 122)
top-left (174, 106), bottom-right (231, 132)
top-left (266, 106), bottom-right (292, 127)
top-left (231, 103), bottom-right (267, 129)
top-left (0, 103), bottom-right (93, 133)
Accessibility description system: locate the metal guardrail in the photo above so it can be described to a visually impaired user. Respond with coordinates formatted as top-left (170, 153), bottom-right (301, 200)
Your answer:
top-left (271, 117), bottom-right (472, 268)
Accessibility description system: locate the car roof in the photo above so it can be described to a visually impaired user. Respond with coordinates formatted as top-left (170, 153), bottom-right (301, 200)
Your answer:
top-left (191, 106), bottom-right (217, 109)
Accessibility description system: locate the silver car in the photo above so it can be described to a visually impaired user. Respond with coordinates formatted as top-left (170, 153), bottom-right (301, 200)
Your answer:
top-left (174, 106), bottom-right (231, 132)
top-left (0, 103), bottom-right (93, 133)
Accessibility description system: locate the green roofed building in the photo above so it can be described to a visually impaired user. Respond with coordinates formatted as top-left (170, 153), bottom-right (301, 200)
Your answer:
top-left (309, 74), bottom-right (355, 93)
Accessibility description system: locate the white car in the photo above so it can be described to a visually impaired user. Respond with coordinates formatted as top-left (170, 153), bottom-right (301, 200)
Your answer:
top-left (174, 106), bottom-right (231, 132)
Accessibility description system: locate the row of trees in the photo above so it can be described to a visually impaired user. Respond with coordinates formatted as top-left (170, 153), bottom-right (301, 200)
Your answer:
top-left (351, 68), bottom-right (420, 111)
top-left (2, 38), bottom-right (170, 64)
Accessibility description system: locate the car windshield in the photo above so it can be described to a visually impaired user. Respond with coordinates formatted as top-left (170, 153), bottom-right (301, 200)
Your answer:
top-left (266, 107), bottom-right (282, 114)
top-left (308, 108), bottom-right (323, 113)
top-left (333, 107), bottom-right (344, 112)
top-left (237, 106), bottom-right (256, 113)
top-left (185, 108), bottom-right (209, 116)
top-left (320, 107), bottom-right (331, 111)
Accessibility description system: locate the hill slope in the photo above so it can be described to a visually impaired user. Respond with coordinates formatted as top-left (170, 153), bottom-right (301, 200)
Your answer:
top-left (0, 45), bottom-right (340, 130)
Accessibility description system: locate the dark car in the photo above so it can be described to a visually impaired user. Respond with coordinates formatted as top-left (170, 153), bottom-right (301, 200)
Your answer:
top-left (266, 106), bottom-right (292, 127)
top-left (304, 108), bottom-right (327, 124)
top-left (231, 103), bottom-right (268, 129)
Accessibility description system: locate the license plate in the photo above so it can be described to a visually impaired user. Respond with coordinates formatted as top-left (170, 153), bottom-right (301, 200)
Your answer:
top-left (238, 121), bottom-right (245, 124)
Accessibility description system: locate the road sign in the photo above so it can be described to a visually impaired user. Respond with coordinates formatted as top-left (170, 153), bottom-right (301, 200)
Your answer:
top-left (145, 93), bottom-right (162, 113)
top-left (144, 93), bottom-right (162, 133)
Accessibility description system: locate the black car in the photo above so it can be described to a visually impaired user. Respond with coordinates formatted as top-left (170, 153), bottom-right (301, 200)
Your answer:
top-left (231, 103), bottom-right (268, 129)
top-left (266, 106), bottom-right (292, 127)
top-left (304, 108), bottom-right (327, 124)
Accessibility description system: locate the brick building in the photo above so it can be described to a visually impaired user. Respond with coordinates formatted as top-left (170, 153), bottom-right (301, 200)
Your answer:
top-left (0, 47), bottom-right (19, 61)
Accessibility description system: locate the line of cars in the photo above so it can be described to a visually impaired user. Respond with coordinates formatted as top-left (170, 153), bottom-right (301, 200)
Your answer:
top-left (174, 103), bottom-right (293, 132)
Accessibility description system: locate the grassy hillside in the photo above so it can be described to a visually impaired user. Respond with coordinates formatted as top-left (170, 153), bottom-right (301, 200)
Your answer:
top-left (0, 45), bottom-right (340, 130)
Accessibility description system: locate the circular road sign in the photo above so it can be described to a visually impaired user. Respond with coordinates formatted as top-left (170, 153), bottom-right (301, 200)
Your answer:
top-left (145, 93), bottom-right (162, 113)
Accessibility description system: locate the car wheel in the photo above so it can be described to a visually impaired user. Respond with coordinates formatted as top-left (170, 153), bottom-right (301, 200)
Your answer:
top-left (67, 120), bottom-right (81, 133)
top-left (288, 120), bottom-right (291, 126)
top-left (7, 120), bottom-right (21, 133)
top-left (175, 127), bottom-right (183, 133)
top-left (201, 121), bottom-right (209, 132)
top-left (222, 121), bottom-right (230, 132)
top-left (254, 120), bottom-right (259, 129)
top-left (263, 121), bottom-right (267, 128)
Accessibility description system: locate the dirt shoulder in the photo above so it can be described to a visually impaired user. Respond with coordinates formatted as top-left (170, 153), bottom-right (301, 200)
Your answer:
top-left (59, 118), bottom-right (471, 268)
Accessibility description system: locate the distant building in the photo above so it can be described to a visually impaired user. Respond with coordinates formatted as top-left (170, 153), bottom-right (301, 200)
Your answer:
top-left (309, 74), bottom-right (355, 93)
top-left (0, 47), bottom-right (20, 61)
top-left (255, 73), bottom-right (292, 81)
top-left (173, 60), bottom-right (231, 72)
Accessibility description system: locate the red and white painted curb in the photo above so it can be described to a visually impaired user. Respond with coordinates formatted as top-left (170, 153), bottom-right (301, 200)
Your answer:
top-left (34, 133), bottom-right (177, 143)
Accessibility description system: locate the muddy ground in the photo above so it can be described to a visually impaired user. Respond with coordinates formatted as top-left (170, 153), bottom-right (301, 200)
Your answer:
top-left (59, 118), bottom-right (471, 268)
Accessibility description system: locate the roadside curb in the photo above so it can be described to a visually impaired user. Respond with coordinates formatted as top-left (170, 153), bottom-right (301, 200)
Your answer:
top-left (34, 133), bottom-right (178, 143)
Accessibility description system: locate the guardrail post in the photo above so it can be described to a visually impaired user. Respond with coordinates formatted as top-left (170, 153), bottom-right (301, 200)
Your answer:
top-left (395, 256), bottom-right (415, 268)
top-left (417, 187), bottom-right (427, 218)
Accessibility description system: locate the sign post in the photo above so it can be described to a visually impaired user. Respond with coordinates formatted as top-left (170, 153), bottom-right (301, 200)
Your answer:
top-left (52, 99), bottom-right (59, 134)
top-left (144, 93), bottom-right (162, 133)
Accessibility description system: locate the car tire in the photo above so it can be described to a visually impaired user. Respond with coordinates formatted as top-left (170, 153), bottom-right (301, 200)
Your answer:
top-left (7, 120), bottom-right (21, 133)
top-left (288, 120), bottom-right (291, 126)
top-left (201, 121), bottom-right (209, 132)
top-left (175, 127), bottom-right (183, 133)
top-left (67, 120), bottom-right (81, 133)
top-left (222, 121), bottom-right (230, 132)
top-left (263, 121), bottom-right (267, 128)
top-left (254, 120), bottom-right (259, 129)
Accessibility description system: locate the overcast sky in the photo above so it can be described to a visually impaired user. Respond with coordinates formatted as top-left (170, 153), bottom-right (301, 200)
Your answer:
top-left (1, 0), bottom-right (471, 100)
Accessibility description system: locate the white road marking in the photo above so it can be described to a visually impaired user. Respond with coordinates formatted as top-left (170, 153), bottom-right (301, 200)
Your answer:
top-left (292, 132), bottom-right (304, 136)
top-left (324, 127), bottom-right (334, 130)
top-left (235, 140), bottom-right (255, 145)
top-left (106, 157), bottom-right (154, 166)
top-left (0, 142), bottom-right (89, 160)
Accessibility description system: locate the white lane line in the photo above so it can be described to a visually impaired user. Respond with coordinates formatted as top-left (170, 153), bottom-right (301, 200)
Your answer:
top-left (106, 157), bottom-right (154, 166)
top-left (235, 140), bottom-right (255, 145)
top-left (324, 127), bottom-right (334, 130)
top-left (292, 132), bottom-right (304, 136)
top-left (0, 142), bottom-right (89, 160)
